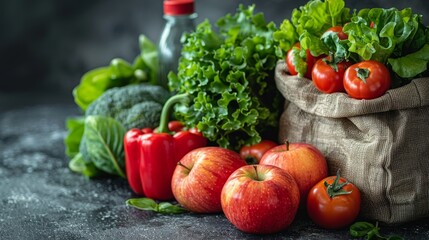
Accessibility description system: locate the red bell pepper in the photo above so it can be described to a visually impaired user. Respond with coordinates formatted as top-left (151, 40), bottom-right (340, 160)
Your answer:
top-left (124, 94), bottom-right (207, 200)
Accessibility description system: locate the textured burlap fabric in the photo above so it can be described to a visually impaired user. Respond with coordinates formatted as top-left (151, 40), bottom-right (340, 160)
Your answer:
top-left (275, 60), bottom-right (429, 224)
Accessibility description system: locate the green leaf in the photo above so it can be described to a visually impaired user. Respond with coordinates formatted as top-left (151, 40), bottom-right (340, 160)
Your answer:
top-left (73, 67), bottom-right (113, 111)
top-left (320, 31), bottom-right (348, 62)
top-left (327, 0), bottom-right (346, 26)
top-left (126, 198), bottom-right (187, 214)
top-left (273, 19), bottom-right (299, 58)
top-left (72, 35), bottom-right (159, 111)
top-left (290, 46), bottom-right (309, 77)
top-left (158, 202), bottom-right (188, 214)
top-left (64, 116), bottom-right (85, 158)
top-left (110, 58), bottom-right (134, 79)
top-left (300, 31), bottom-right (328, 57)
top-left (388, 44), bottom-right (429, 78)
top-left (343, 7), bottom-right (427, 66)
top-left (68, 153), bottom-right (101, 178)
top-left (349, 222), bottom-right (376, 238)
top-left (349, 221), bottom-right (404, 240)
top-left (126, 198), bottom-right (158, 211)
top-left (291, 0), bottom-right (351, 37)
top-left (80, 115), bottom-right (127, 178)
top-left (139, 34), bottom-right (159, 85)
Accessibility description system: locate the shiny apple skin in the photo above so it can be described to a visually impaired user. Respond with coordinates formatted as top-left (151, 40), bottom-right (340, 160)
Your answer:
top-left (221, 164), bottom-right (300, 234)
top-left (171, 147), bottom-right (247, 213)
top-left (259, 143), bottom-right (328, 203)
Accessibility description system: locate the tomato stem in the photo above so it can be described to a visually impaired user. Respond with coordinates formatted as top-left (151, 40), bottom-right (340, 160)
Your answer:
top-left (323, 53), bottom-right (339, 72)
top-left (324, 169), bottom-right (353, 198)
top-left (355, 68), bottom-right (370, 83)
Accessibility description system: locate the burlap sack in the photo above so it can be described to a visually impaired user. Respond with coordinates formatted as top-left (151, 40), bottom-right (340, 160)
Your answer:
top-left (275, 60), bottom-right (429, 224)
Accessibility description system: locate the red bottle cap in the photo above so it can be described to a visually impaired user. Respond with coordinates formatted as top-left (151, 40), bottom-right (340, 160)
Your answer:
top-left (163, 0), bottom-right (195, 15)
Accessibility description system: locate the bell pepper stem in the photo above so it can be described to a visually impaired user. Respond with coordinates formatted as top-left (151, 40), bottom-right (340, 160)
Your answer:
top-left (158, 93), bottom-right (190, 133)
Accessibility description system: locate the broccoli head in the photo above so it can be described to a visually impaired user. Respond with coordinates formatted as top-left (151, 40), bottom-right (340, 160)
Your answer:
top-left (85, 83), bottom-right (171, 130)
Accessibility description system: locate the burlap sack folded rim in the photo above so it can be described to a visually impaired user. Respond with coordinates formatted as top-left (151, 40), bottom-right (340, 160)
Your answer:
top-left (275, 60), bottom-right (429, 118)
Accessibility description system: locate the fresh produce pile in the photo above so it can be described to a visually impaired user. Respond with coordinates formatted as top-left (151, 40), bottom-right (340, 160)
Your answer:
top-left (65, 36), bottom-right (171, 178)
top-left (274, 0), bottom-right (429, 98)
top-left (62, 0), bottom-right (427, 237)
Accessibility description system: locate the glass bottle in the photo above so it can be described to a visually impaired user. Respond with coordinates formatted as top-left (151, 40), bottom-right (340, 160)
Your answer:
top-left (158, 0), bottom-right (197, 89)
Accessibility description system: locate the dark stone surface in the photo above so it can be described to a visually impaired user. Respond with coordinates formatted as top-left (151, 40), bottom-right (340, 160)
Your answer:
top-left (1, 94), bottom-right (429, 240)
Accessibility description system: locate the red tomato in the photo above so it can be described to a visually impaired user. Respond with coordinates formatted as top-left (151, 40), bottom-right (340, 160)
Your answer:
top-left (312, 57), bottom-right (351, 93)
top-left (239, 140), bottom-right (277, 164)
top-left (343, 60), bottom-right (391, 99)
top-left (168, 120), bottom-right (184, 132)
top-left (154, 120), bottom-right (184, 133)
top-left (326, 26), bottom-right (348, 40)
top-left (188, 127), bottom-right (204, 137)
top-left (286, 43), bottom-right (317, 79)
top-left (307, 171), bottom-right (361, 229)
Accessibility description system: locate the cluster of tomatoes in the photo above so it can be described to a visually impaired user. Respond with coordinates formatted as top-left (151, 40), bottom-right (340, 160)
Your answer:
top-left (286, 26), bottom-right (392, 100)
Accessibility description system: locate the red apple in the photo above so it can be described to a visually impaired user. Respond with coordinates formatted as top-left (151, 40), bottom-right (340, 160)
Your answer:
top-left (171, 146), bottom-right (247, 213)
top-left (221, 164), bottom-right (300, 234)
top-left (259, 141), bottom-right (328, 203)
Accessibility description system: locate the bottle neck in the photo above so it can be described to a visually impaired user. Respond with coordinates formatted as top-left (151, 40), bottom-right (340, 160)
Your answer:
top-left (163, 13), bottom-right (197, 25)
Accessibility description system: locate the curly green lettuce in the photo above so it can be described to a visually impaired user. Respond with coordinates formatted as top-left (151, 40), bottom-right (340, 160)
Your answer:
top-left (169, 5), bottom-right (282, 150)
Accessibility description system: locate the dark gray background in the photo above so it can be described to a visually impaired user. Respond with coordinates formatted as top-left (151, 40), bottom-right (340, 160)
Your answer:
top-left (1, 0), bottom-right (428, 94)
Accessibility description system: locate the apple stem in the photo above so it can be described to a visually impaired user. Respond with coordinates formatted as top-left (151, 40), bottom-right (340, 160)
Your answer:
top-left (253, 165), bottom-right (260, 181)
top-left (177, 161), bottom-right (191, 172)
top-left (285, 140), bottom-right (290, 151)
top-left (252, 165), bottom-right (265, 181)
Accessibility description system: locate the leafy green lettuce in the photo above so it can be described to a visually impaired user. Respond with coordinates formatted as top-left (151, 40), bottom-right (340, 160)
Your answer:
top-left (169, 5), bottom-right (282, 150)
top-left (388, 44), bottom-right (429, 78)
top-left (344, 8), bottom-right (426, 63)
top-left (273, 0), bottom-right (352, 76)
top-left (274, 0), bottom-right (351, 56)
top-left (344, 7), bottom-right (429, 84)
top-left (292, 0), bottom-right (351, 37)
top-left (273, 19), bottom-right (298, 58)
